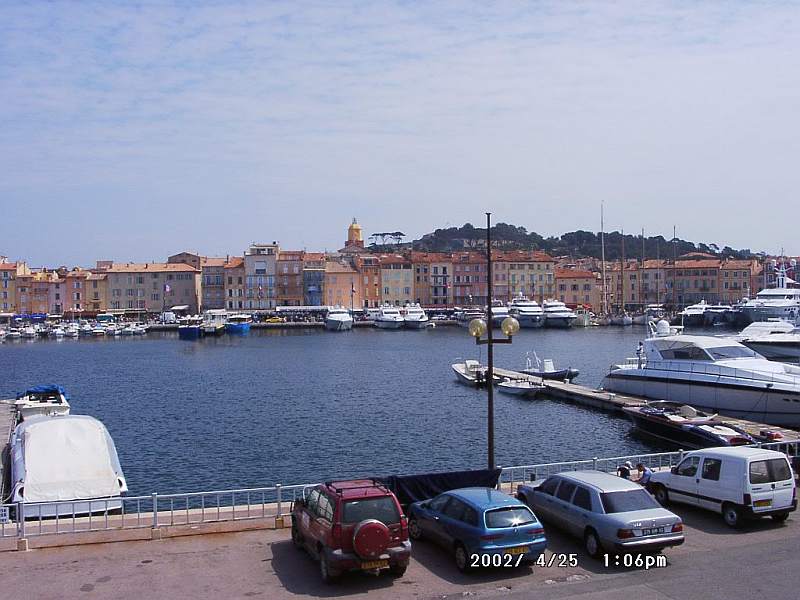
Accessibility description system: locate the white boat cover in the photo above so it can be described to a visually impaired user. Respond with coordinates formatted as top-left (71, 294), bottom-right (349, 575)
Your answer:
top-left (19, 416), bottom-right (121, 502)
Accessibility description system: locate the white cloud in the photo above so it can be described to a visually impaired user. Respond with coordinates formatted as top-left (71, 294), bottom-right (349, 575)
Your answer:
top-left (1, 1), bottom-right (799, 264)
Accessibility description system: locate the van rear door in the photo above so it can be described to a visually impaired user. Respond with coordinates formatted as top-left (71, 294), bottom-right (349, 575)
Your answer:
top-left (748, 457), bottom-right (794, 513)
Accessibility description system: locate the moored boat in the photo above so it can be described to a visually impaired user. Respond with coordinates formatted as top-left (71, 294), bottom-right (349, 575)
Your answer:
top-left (521, 353), bottom-right (579, 382)
top-left (225, 313), bottom-right (252, 334)
top-left (403, 303), bottom-right (429, 329)
top-left (178, 315), bottom-right (204, 339)
top-left (374, 305), bottom-right (404, 329)
top-left (508, 294), bottom-right (545, 328)
top-left (325, 307), bottom-right (354, 331)
top-left (622, 401), bottom-right (755, 448)
top-left (451, 360), bottom-right (502, 386)
top-left (10, 414), bottom-right (128, 519)
top-left (497, 379), bottom-right (545, 398)
top-left (542, 300), bottom-right (577, 328)
top-left (14, 384), bottom-right (71, 420)
top-left (202, 309), bottom-right (228, 335)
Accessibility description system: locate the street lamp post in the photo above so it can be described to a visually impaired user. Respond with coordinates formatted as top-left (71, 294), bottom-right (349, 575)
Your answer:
top-left (467, 213), bottom-right (520, 470)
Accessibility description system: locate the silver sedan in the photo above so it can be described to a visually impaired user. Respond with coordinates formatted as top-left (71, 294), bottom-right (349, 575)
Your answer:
top-left (517, 470), bottom-right (684, 558)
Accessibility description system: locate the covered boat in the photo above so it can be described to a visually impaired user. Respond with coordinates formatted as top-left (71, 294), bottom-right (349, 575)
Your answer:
top-left (521, 353), bottom-right (579, 382)
top-left (10, 415), bottom-right (128, 518)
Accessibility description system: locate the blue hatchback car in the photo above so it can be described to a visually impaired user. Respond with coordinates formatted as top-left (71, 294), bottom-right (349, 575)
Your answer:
top-left (408, 487), bottom-right (547, 572)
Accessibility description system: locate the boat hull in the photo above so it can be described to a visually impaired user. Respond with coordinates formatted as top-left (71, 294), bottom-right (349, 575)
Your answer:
top-left (522, 368), bottom-right (579, 382)
top-left (515, 314), bottom-right (544, 328)
top-left (375, 319), bottom-right (404, 329)
top-left (325, 318), bottom-right (353, 331)
top-left (404, 319), bottom-right (429, 330)
top-left (178, 326), bottom-right (203, 339)
top-left (603, 369), bottom-right (800, 427)
top-left (544, 316), bottom-right (575, 328)
top-left (225, 322), bottom-right (251, 334)
top-left (742, 340), bottom-right (800, 361)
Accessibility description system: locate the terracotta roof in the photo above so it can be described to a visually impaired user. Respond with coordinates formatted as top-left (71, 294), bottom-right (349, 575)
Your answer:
top-left (105, 263), bottom-right (199, 273)
top-left (721, 260), bottom-right (754, 269)
top-left (0, 263), bottom-right (16, 270)
top-left (278, 250), bottom-right (304, 261)
top-left (495, 250), bottom-right (555, 262)
top-left (556, 268), bottom-right (597, 279)
top-left (379, 254), bottom-right (411, 266)
top-left (224, 257), bottom-right (244, 269)
top-left (87, 273), bottom-right (107, 281)
top-left (303, 252), bottom-right (326, 261)
top-left (325, 261), bottom-right (356, 273)
top-left (200, 257), bottom-right (227, 267)
top-left (409, 251), bottom-right (452, 262)
top-left (674, 259), bottom-right (720, 269)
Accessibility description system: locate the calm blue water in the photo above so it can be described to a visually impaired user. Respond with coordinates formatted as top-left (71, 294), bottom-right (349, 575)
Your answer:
top-left (1, 326), bottom-right (673, 496)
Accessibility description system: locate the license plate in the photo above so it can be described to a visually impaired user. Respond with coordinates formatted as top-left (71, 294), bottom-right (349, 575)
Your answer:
top-left (641, 527), bottom-right (665, 536)
top-left (505, 546), bottom-right (529, 555)
top-left (361, 560), bottom-right (388, 570)
top-left (754, 499), bottom-right (772, 508)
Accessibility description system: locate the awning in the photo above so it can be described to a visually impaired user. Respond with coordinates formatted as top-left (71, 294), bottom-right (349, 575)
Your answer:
top-left (170, 305), bottom-right (190, 311)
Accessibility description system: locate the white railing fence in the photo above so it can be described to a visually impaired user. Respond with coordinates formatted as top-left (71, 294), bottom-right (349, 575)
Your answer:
top-left (2, 441), bottom-right (798, 543)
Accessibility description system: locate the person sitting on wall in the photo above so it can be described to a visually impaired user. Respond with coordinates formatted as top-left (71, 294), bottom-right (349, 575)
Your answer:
top-left (617, 461), bottom-right (633, 479)
top-left (636, 463), bottom-right (652, 486)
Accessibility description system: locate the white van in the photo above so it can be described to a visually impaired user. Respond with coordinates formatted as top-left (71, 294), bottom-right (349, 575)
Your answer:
top-left (649, 447), bottom-right (796, 528)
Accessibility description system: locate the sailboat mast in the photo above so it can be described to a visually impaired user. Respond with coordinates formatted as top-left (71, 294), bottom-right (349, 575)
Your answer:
top-left (620, 229), bottom-right (625, 314)
top-left (601, 203), bottom-right (607, 315)
top-left (640, 228), bottom-right (645, 308)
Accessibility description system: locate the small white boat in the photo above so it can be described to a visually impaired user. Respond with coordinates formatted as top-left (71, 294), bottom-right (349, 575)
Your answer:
top-left (203, 309), bottom-right (228, 335)
top-left (498, 379), bottom-right (545, 398)
top-left (21, 326), bottom-right (37, 339)
top-left (403, 303), bottom-right (429, 329)
top-left (52, 327), bottom-right (65, 338)
top-left (610, 314), bottom-right (633, 326)
top-left (6, 328), bottom-right (22, 339)
top-left (79, 323), bottom-right (94, 336)
top-left (92, 324), bottom-right (106, 336)
top-left (325, 307), bottom-right (354, 331)
top-left (451, 360), bottom-right (502, 386)
top-left (64, 324), bottom-right (80, 338)
top-left (121, 325), bottom-right (137, 335)
top-left (13, 384), bottom-right (71, 420)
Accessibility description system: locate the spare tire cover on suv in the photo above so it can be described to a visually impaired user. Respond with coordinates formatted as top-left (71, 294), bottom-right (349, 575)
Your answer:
top-left (353, 519), bottom-right (391, 559)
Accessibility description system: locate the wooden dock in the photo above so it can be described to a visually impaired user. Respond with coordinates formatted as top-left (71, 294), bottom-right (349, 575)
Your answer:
top-left (491, 366), bottom-right (800, 444)
top-left (0, 401), bottom-right (17, 502)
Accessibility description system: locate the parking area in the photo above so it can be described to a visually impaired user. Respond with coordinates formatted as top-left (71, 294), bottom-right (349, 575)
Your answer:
top-left (4, 503), bottom-right (800, 600)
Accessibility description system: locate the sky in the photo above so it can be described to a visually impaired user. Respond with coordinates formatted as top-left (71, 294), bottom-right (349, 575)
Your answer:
top-left (2, 1), bottom-right (799, 266)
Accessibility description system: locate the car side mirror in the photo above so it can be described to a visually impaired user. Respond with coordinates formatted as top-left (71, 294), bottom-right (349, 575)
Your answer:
top-left (671, 466), bottom-right (678, 474)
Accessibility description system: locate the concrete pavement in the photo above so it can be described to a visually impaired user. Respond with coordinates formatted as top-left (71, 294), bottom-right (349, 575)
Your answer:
top-left (4, 503), bottom-right (800, 600)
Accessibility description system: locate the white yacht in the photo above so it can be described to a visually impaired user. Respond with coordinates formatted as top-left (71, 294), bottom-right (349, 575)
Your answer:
top-left (542, 300), bottom-right (577, 328)
top-left (678, 300), bottom-right (709, 327)
top-left (51, 326), bottom-right (65, 338)
top-left (403, 304), bottom-right (429, 329)
top-left (739, 266), bottom-right (800, 324)
top-left (509, 295), bottom-right (545, 328)
top-left (6, 328), bottom-right (22, 339)
top-left (64, 323), bottom-right (80, 338)
top-left (489, 302), bottom-right (511, 328)
top-left (21, 325), bottom-right (37, 339)
top-left (728, 319), bottom-right (800, 361)
top-left (13, 384), bottom-right (71, 420)
top-left (374, 305), bottom-right (405, 329)
top-left (454, 306), bottom-right (485, 327)
top-left (602, 322), bottom-right (800, 427)
top-left (325, 306), bottom-right (354, 331)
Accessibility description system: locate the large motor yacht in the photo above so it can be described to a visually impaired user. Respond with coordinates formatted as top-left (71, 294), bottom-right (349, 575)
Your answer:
top-left (728, 319), bottom-right (800, 361)
top-left (325, 306), bottom-right (354, 331)
top-left (403, 303), bottom-right (429, 329)
top-left (677, 300), bottom-right (709, 327)
top-left (508, 295), bottom-right (544, 328)
top-left (739, 266), bottom-right (800, 324)
top-left (602, 320), bottom-right (800, 427)
top-left (542, 300), bottom-right (577, 328)
top-left (374, 305), bottom-right (405, 329)
top-left (489, 302), bottom-right (511, 328)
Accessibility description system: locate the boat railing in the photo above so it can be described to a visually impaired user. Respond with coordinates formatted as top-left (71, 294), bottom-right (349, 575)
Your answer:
top-left (4, 441), bottom-right (800, 544)
top-left (642, 359), bottom-right (800, 387)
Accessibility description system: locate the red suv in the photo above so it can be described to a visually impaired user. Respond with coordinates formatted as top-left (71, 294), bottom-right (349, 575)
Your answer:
top-left (291, 479), bottom-right (411, 582)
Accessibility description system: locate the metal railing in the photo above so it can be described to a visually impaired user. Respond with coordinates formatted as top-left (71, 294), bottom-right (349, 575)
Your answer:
top-left (619, 358), bottom-right (800, 387)
top-left (3, 441), bottom-right (799, 544)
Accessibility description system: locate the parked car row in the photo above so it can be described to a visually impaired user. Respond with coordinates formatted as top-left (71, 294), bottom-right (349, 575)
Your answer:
top-left (290, 447), bottom-right (797, 584)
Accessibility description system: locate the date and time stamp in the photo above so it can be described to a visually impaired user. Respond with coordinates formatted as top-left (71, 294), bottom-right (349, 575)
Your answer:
top-left (469, 552), bottom-right (668, 570)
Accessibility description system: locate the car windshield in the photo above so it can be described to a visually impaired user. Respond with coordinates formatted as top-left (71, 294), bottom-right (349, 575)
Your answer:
top-left (342, 497), bottom-right (400, 525)
top-left (485, 506), bottom-right (536, 528)
top-left (707, 346), bottom-right (759, 360)
top-left (600, 490), bottom-right (660, 514)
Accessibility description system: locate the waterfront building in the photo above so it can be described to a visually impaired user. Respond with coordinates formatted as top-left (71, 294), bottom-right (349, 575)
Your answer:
top-left (61, 268), bottom-right (94, 318)
top-left (379, 254), bottom-right (413, 306)
top-left (224, 257), bottom-right (246, 311)
top-left (504, 251), bottom-right (555, 303)
top-left (86, 272), bottom-right (108, 316)
top-left (555, 268), bottom-right (601, 309)
top-left (324, 260), bottom-right (362, 309)
top-left (664, 254), bottom-right (721, 306)
top-left (302, 252), bottom-right (325, 306)
top-left (244, 243), bottom-right (278, 311)
top-left (0, 258), bottom-right (30, 313)
top-left (354, 255), bottom-right (381, 308)
top-left (276, 250), bottom-right (304, 306)
top-left (16, 270), bottom-right (59, 315)
top-left (452, 251), bottom-right (487, 306)
top-left (639, 260), bottom-right (668, 306)
top-left (410, 252), bottom-right (452, 307)
top-left (168, 252), bottom-right (228, 311)
top-left (718, 259), bottom-right (758, 304)
top-left (103, 262), bottom-right (201, 315)
top-left (47, 274), bottom-right (65, 315)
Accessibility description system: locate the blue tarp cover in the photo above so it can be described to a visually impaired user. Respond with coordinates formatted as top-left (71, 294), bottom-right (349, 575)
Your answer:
top-left (18, 384), bottom-right (69, 399)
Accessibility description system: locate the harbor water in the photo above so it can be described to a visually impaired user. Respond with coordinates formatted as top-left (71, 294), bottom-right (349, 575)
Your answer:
top-left (1, 326), bottom-right (675, 497)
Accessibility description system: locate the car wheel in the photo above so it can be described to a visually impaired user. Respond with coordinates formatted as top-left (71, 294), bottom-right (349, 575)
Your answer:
top-left (408, 517), bottom-right (423, 540)
top-left (291, 522), bottom-right (303, 550)
top-left (653, 484), bottom-right (669, 506)
top-left (722, 503), bottom-right (741, 528)
top-left (772, 512), bottom-right (789, 524)
top-left (389, 563), bottom-right (407, 578)
top-left (584, 529), bottom-right (603, 559)
top-left (320, 552), bottom-right (340, 584)
top-left (454, 543), bottom-right (471, 573)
